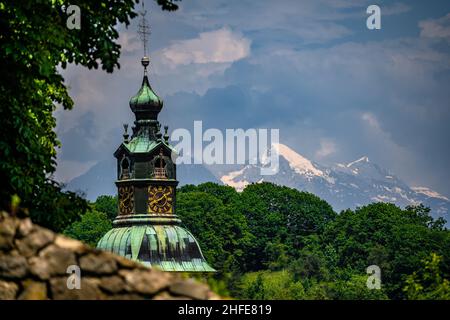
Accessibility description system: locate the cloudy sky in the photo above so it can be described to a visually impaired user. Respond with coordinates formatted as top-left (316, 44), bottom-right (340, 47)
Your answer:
top-left (55, 0), bottom-right (450, 197)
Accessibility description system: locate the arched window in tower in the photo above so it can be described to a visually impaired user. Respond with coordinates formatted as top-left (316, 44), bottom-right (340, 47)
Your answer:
top-left (120, 156), bottom-right (131, 179)
top-left (153, 149), bottom-right (167, 179)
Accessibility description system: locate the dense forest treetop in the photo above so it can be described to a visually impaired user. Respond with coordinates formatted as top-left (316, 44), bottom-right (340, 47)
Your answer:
top-left (66, 182), bottom-right (450, 299)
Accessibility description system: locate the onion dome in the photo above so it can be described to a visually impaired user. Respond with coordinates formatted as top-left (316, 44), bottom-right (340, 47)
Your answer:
top-left (97, 224), bottom-right (215, 272)
top-left (129, 57), bottom-right (163, 120)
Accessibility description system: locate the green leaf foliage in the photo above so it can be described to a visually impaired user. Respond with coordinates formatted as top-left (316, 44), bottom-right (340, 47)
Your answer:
top-left (87, 182), bottom-right (449, 299)
top-left (240, 182), bottom-right (336, 270)
top-left (323, 203), bottom-right (450, 298)
top-left (93, 195), bottom-right (118, 221)
top-left (177, 183), bottom-right (449, 299)
top-left (63, 209), bottom-right (112, 247)
top-left (0, 1), bottom-right (178, 231)
top-left (403, 253), bottom-right (450, 300)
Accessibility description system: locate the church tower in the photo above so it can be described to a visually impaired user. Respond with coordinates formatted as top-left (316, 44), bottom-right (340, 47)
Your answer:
top-left (97, 6), bottom-right (215, 272)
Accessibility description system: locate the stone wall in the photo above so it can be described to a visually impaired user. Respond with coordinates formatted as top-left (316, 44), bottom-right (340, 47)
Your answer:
top-left (0, 212), bottom-right (220, 300)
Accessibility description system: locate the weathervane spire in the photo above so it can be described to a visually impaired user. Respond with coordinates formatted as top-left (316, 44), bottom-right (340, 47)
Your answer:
top-left (138, 1), bottom-right (151, 71)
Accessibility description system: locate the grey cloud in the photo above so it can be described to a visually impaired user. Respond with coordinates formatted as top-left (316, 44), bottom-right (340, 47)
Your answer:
top-left (55, 0), bottom-right (450, 198)
top-left (420, 13), bottom-right (450, 42)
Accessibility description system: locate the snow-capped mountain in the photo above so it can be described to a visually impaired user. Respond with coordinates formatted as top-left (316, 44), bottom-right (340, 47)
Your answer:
top-left (64, 142), bottom-right (450, 226)
top-left (220, 143), bottom-right (450, 225)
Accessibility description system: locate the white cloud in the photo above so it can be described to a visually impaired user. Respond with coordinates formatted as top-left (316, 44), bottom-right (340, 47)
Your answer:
top-left (315, 138), bottom-right (337, 159)
top-left (419, 13), bottom-right (450, 42)
top-left (361, 112), bottom-right (380, 130)
top-left (117, 32), bottom-right (141, 54)
top-left (160, 27), bottom-right (251, 66)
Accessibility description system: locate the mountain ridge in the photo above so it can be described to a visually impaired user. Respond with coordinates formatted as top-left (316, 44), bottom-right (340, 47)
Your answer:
top-left (219, 143), bottom-right (450, 225)
top-left (64, 143), bottom-right (450, 225)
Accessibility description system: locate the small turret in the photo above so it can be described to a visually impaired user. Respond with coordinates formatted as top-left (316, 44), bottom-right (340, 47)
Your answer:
top-left (164, 125), bottom-right (170, 143)
top-left (123, 124), bottom-right (129, 143)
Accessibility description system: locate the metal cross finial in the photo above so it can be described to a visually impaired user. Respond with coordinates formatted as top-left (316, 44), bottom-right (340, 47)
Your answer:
top-left (138, 2), bottom-right (151, 67)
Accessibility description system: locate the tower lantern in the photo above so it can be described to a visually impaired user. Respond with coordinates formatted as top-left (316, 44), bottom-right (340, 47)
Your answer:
top-left (97, 5), bottom-right (215, 272)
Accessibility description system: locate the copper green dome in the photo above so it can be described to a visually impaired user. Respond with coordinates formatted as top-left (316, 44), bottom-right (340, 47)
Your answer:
top-left (97, 224), bottom-right (215, 272)
top-left (129, 74), bottom-right (163, 120)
